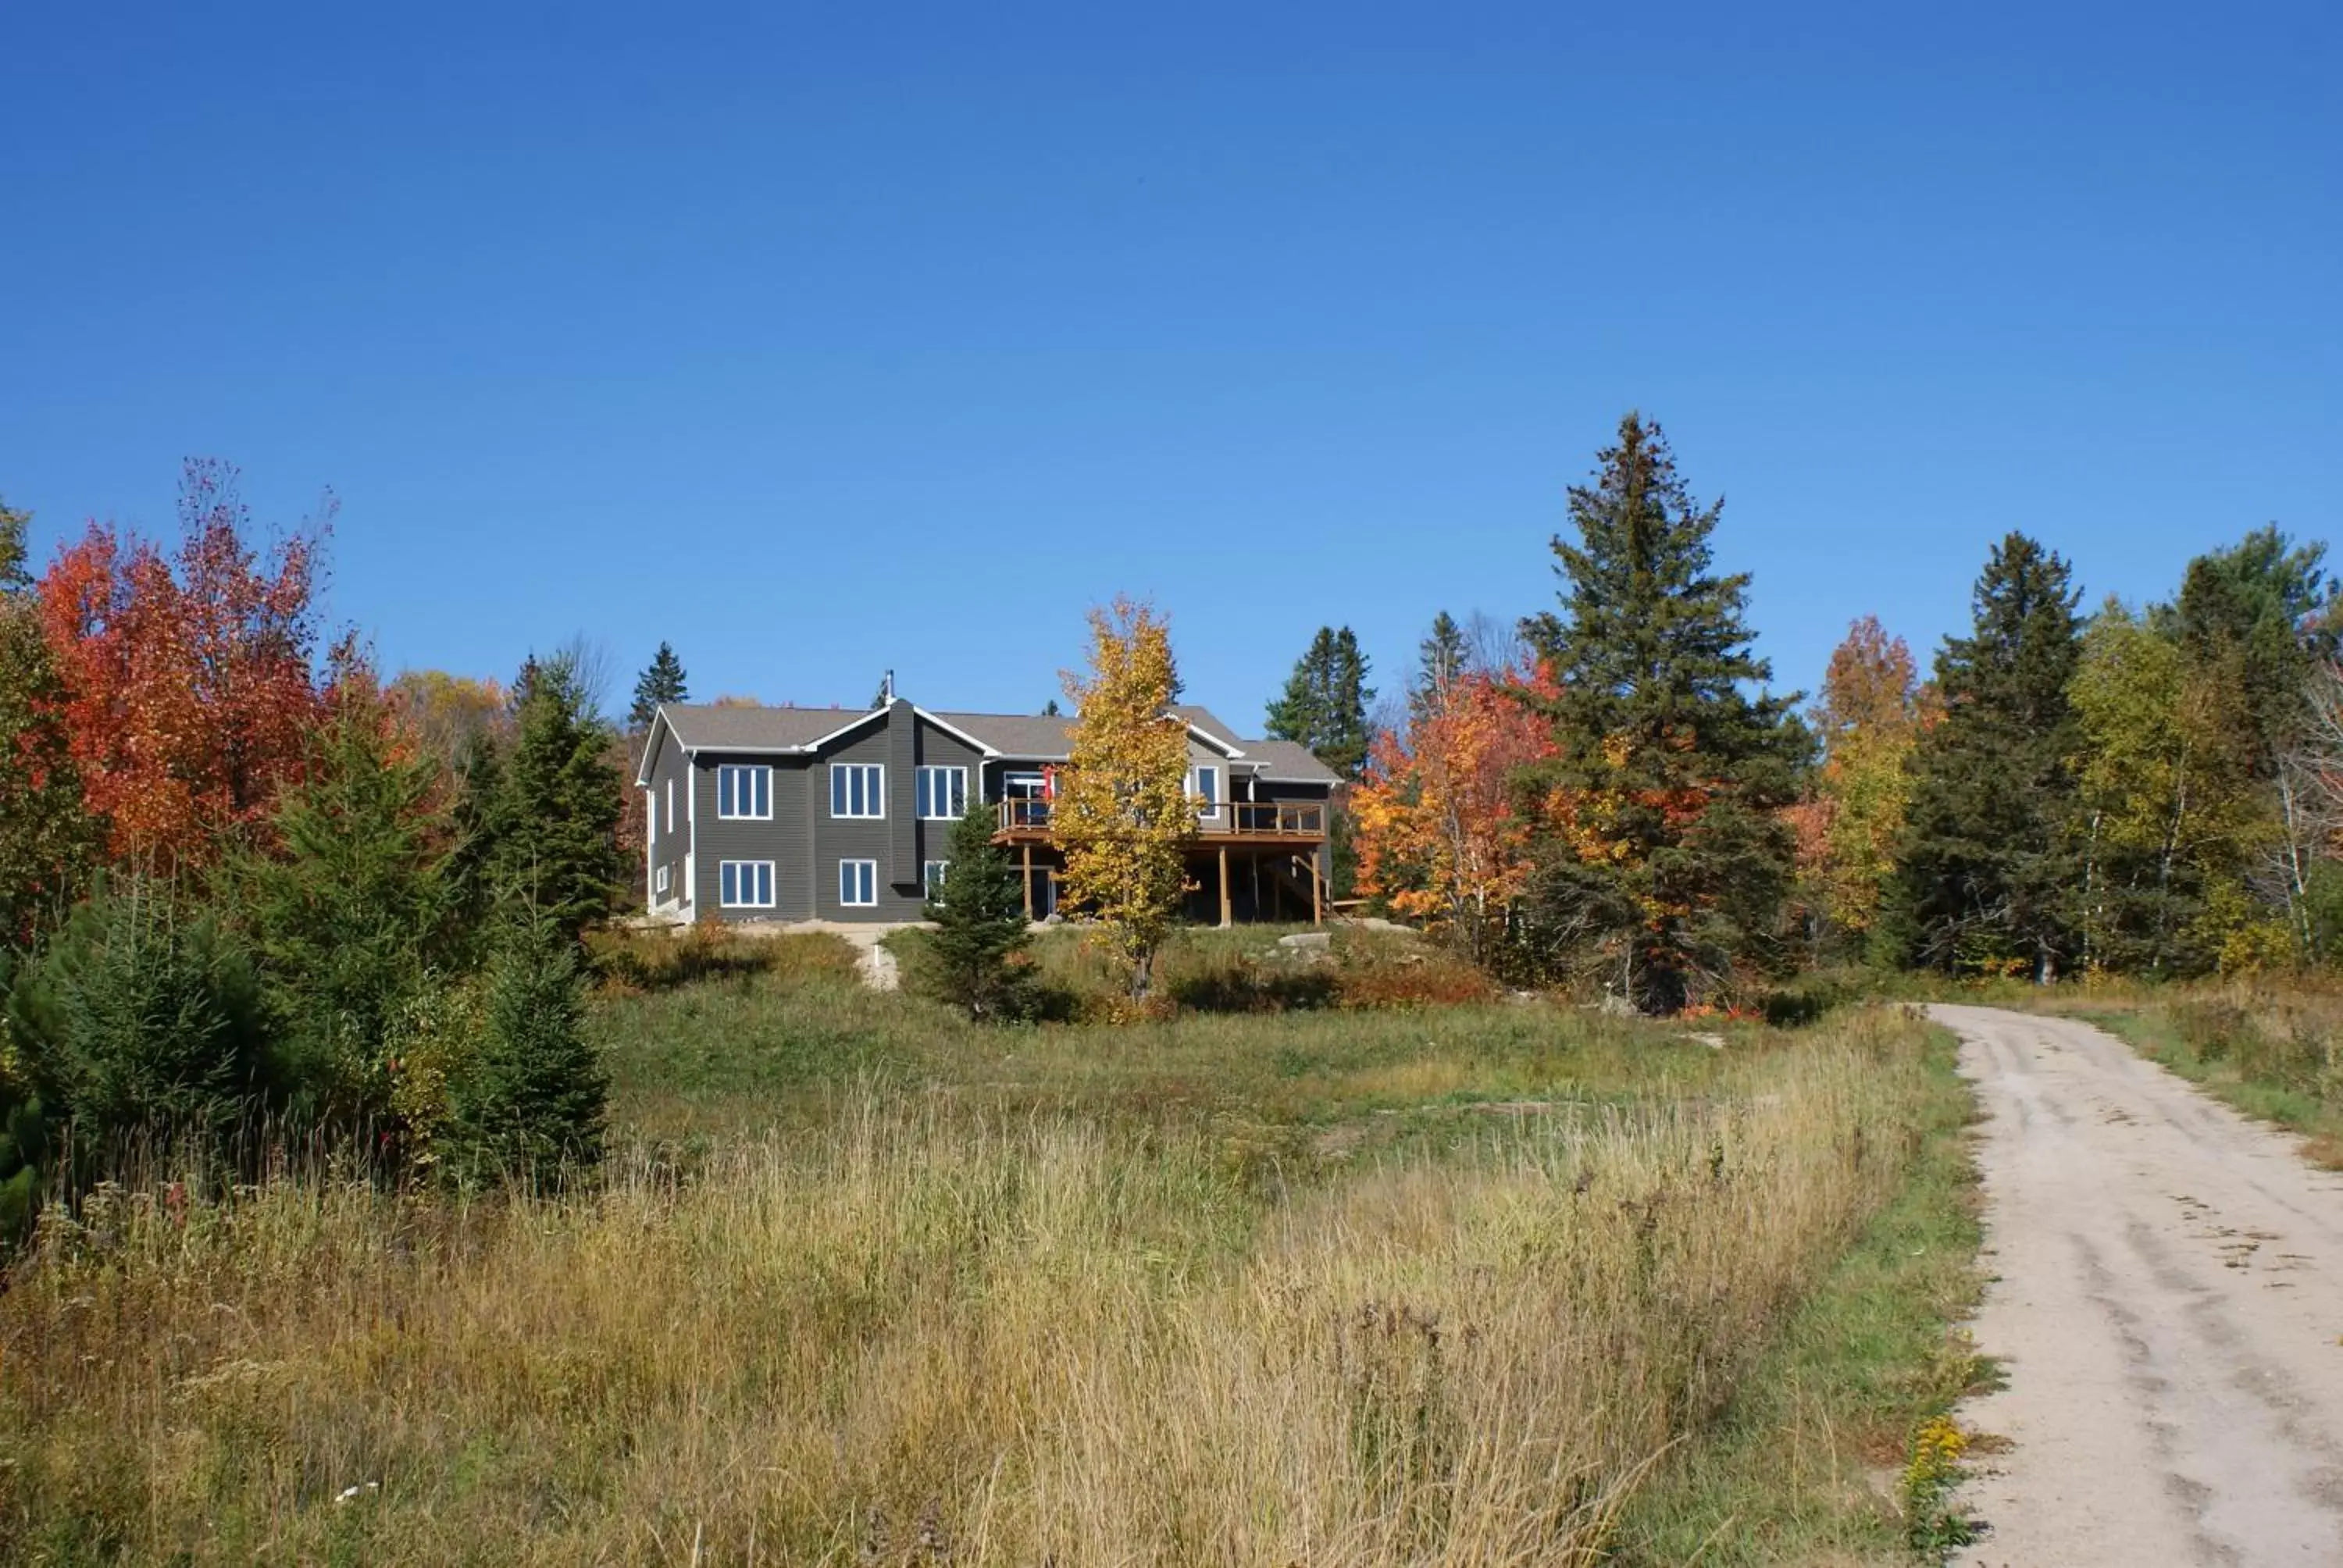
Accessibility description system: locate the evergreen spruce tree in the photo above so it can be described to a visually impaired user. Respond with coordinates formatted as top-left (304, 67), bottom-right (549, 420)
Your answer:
top-left (240, 674), bottom-right (454, 1113)
top-left (1891, 532), bottom-right (2084, 979)
top-left (626, 641), bottom-right (688, 730)
top-left (443, 736), bottom-right (507, 957)
top-left (2171, 526), bottom-right (2337, 780)
top-left (0, 497), bottom-right (95, 949)
top-left (1519, 414), bottom-right (1807, 1010)
top-left (488, 654), bottom-right (626, 943)
top-left (1411, 611), bottom-right (1470, 721)
top-left (448, 911), bottom-right (606, 1186)
top-left (918, 804), bottom-right (1033, 1021)
top-left (0, 1069), bottom-right (48, 1246)
top-left (4, 878), bottom-right (282, 1143)
top-left (1265, 626), bottom-right (1375, 779)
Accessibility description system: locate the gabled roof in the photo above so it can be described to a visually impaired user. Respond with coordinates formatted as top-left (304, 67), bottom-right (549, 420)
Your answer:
top-left (1245, 739), bottom-right (1344, 784)
top-left (1171, 705), bottom-right (1246, 757)
top-left (659, 703), bottom-right (879, 752)
top-left (927, 711), bottom-right (1070, 761)
top-left (636, 697), bottom-right (1341, 786)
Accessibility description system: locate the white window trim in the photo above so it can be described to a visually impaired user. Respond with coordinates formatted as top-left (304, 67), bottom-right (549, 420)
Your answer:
top-left (916, 764), bottom-right (968, 820)
top-left (717, 764), bottom-right (773, 821)
top-left (1190, 764), bottom-right (1222, 818)
top-left (665, 777), bottom-right (674, 833)
top-left (923, 859), bottom-right (950, 894)
top-left (839, 858), bottom-right (879, 907)
top-left (654, 864), bottom-right (670, 896)
top-left (829, 762), bottom-right (886, 820)
top-left (719, 859), bottom-right (776, 909)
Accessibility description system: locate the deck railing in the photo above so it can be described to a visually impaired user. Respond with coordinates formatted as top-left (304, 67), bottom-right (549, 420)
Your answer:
top-left (994, 797), bottom-right (1325, 838)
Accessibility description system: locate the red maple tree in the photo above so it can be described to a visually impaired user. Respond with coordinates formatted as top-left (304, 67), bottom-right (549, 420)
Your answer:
top-left (37, 459), bottom-right (337, 866)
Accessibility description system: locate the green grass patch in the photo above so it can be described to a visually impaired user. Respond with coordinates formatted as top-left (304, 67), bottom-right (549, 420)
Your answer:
top-left (2073, 1000), bottom-right (2343, 1167)
top-left (1607, 1020), bottom-right (1987, 1564)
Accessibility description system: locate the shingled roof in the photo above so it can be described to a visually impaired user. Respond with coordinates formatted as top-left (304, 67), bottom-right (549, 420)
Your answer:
top-left (658, 704), bottom-right (880, 751)
top-left (646, 700), bottom-right (1340, 784)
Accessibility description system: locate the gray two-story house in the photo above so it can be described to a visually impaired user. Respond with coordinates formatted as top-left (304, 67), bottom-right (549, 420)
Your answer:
top-left (635, 694), bottom-right (1340, 926)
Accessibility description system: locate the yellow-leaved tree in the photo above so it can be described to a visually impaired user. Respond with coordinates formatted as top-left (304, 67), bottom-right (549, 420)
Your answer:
top-left (1057, 597), bottom-right (1195, 997)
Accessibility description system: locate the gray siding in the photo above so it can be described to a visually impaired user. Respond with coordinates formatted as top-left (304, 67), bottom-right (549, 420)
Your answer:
top-left (691, 754), bottom-right (815, 921)
top-left (811, 722), bottom-right (905, 919)
top-left (683, 707), bottom-right (997, 925)
top-left (675, 706), bottom-right (1328, 926)
top-left (887, 700), bottom-right (918, 884)
top-left (644, 728), bottom-right (694, 913)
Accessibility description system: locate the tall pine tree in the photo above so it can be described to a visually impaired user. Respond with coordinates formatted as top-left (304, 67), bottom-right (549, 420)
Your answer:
top-left (1264, 625), bottom-right (1375, 779)
top-left (2170, 526), bottom-right (2337, 781)
top-left (240, 669), bottom-right (456, 1110)
top-left (1520, 414), bottom-right (1806, 1011)
top-left (627, 642), bottom-right (688, 730)
top-left (488, 653), bottom-right (626, 943)
top-left (1411, 611), bottom-right (1469, 721)
top-left (1891, 532), bottom-right (2083, 980)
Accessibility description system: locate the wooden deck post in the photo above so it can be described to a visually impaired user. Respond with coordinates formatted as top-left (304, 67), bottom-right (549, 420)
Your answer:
top-left (1218, 844), bottom-right (1232, 928)
top-left (1311, 853), bottom-right (1322, 925)
top-left (1022, 842), bottom-right (1033, 920)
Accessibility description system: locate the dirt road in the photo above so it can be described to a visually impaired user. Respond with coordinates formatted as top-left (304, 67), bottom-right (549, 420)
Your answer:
top-left (1935, 1004), bottom-right (2343, 1565)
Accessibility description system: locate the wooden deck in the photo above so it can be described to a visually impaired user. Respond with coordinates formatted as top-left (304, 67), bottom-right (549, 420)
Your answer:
top-left (990, 797), bottom-right (1326, 846)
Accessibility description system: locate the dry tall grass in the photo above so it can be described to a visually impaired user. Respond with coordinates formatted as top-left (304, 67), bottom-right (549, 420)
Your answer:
top-left (1, 1007), bottom-right (1934, 1565)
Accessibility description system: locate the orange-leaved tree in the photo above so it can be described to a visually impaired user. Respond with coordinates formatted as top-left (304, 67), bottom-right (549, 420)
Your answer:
top-left (1352, 661), bottom-right (1558, 962)
top-left (1803, 615), bottom-right (1936, 946)
top-left (36, 459), bottom-right (334, 868)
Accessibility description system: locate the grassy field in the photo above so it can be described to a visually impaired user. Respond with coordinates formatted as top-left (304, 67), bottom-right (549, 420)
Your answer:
top-left (0, 928), bottom-right (1979, 1565)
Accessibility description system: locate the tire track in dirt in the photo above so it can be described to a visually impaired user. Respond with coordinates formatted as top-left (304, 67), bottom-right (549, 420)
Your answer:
top-left (1936, 1004), bottom-right (2343, 1565)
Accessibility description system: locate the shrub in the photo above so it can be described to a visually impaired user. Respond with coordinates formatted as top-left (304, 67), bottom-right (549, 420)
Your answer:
top-left (3, 880), bottom-right (284, 1148)
top-left (1331, 930), bottom-right (1499, 1009)
top-left (0, 1076), bottom-right (47, 1246)
top-left (447, 915), bottom-right (608, 1187)
top-left (917, 804), bottom-right (1035, 1021)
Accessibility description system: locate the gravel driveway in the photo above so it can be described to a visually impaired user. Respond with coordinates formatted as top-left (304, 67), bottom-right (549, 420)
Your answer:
top-left (1935, 1003), bottom-right (2343, 1565)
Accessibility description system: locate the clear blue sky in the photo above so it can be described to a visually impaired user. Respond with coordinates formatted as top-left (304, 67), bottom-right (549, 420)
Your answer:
top-left (4, 2), bottom-right (2335, 727)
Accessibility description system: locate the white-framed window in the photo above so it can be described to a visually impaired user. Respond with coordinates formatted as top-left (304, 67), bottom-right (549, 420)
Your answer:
top-left (829, 763), bottom-right (884, 819)
top-left (923, 860), bottom-right (949, 895)
top-left (1189, 764), bottom-right (1221, 814)
top-left (915, 765), bottom-right (968, 820)
top-left (718, 764), bottom-right (772, 819)
top-left (839, 859), bottom-right (878, 907)
top-left (719, 860), bottom-right (774, 908)
top-left (654, 864), bottom-right (670, 896)
top-left (665, 778), bottom-right (674, 832)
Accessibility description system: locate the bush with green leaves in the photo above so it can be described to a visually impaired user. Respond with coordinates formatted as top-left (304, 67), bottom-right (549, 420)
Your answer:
top-left (447, 913), bottom-right (608, 1187)
top-left (917, 804), bottom-right (1034, 1021)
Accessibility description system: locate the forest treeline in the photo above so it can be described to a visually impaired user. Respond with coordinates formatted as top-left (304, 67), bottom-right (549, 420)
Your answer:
top-left (0, 463), bottom-right (626, 1234)
top-left (2, 421), bottom-right (2331, 1225)
top-left (1265, 415), bottom-right (2342, 1007)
